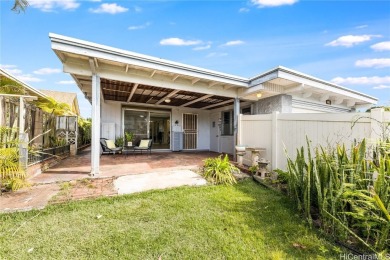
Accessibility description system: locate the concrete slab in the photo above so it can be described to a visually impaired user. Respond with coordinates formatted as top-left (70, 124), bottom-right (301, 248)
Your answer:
top-left (114, 170), bottom-right (207, 195)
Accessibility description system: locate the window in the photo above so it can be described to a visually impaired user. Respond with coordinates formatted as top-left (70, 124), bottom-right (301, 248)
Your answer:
top-left (221, 110), bottom-right (233, 136)
top-left (241, 106), bottom-right (251, 115)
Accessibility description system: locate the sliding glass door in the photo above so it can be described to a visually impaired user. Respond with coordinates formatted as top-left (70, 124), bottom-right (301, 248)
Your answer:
top-left (123, 109), bottom-right (171, 150)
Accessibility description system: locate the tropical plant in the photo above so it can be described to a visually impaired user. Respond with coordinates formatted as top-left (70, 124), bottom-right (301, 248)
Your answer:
top-left (78, 118), bottom-right (91, 145)
top-left (0, 127), bottom-right (28, 192)
top-left (11, 0), bottom-right (29, 13)
top-left (284, 138), bottom-right (390, 253)
top-left (202, 155), bottom-right (238, 185)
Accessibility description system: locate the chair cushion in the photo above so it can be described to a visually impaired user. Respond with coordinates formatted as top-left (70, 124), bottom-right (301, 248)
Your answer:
top-left (139, 140), bottom-right (150, 148)
top-left (105, 139), bottom-right (116, 149)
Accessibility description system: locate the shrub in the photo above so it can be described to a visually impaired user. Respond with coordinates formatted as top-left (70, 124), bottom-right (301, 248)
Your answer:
top-left (202, 155), bottom-right (238, 185)
top-left (0, 127), bottom-right (28, 192)
top-left (274, 169), bottom-right (289, 184)
top-left (248, 165), bottom-right (258, 175)
top-left (284, 138), bottom-right (390, 253)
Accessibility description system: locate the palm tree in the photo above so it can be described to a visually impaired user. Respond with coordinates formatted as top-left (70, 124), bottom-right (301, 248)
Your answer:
top-left (11, 0), bottom-right (29, 13)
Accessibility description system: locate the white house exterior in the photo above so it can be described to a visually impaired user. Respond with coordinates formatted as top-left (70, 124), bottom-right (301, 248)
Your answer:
top-left (49, 33), bottom-right (377, 175)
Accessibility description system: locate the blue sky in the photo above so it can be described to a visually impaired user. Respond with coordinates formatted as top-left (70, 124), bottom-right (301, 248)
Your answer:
top-left (1, 0), bottom-right (389, 117)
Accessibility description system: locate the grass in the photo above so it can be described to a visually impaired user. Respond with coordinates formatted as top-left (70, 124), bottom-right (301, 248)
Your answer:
top-left (0, 179), bottom-right (343, 259)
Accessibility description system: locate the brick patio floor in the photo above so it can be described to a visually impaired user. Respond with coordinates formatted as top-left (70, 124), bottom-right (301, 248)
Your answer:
top-left (31, 147), bottom-right (220, 184)
top-left (0, 148), bottom-right (223, 213)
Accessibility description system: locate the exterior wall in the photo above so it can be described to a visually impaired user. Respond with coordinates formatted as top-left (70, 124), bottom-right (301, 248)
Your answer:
top-left (171, 107), bottom-right (210, 150)
top-left (292, 97), bottom-right (352, 113)
top-left (101, 101), bottom-right (122, 138)
top-left (239, 109), bottom-right (389, 171)
top-left (253, 94), bottom-right (292, 114)
top-left (100, 101), bottom-right (211, 150)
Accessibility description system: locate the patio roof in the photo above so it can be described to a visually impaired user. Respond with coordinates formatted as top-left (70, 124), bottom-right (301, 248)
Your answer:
top-left (49, 33), bottom-right (377, 110)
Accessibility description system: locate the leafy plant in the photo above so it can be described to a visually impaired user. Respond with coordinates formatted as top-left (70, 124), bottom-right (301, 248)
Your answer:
top-left (274, 169), bottom-right (289, 184)
top-left (124, 132), bottom-right (134, 142)
top-left (202, 155), bottom-right (238, 185)
top-left (249, 165), bottom-right (258, 175)
top-left (115, 137), bottom-right (124, 147)
top-left (0, 127), bottom-right (28, 192)
top-left (284, 137), bottom-right (390, 253)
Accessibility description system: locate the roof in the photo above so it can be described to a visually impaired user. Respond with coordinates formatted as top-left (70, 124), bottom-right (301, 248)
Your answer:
top-left (0, 68), bottom-right (48, 98)
top-left (49, 33), bottom-right (378, 109)
top-left (40, 89), bottom-right (80, 115)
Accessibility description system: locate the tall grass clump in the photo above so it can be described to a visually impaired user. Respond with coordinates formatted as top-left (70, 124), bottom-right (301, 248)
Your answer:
top-left (285, 138), bottom-right (389, 254)
top-left (202, 154), bottom-right (238, 185)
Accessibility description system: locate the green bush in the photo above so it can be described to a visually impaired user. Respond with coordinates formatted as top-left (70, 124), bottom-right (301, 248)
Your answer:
top-left (274, 169), bottom-right (289, 184)
top-left (284, 138), bottom-right (390, 253)
top-left (202, 155), bottom-right (238, 185)
top-left (248, 165), bottom-right (258, 175)
top-left (115, 137), bottom-right (124, 147)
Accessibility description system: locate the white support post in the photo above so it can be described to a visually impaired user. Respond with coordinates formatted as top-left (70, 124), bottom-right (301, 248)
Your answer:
top-left (233, 98), bottom-right (240, 161)
top-left (271, 111), bottom-right (279, 170)
top-left (18, 97), bottom-right (27, 170)
top-left (90, 74), bottom-right (101, 176)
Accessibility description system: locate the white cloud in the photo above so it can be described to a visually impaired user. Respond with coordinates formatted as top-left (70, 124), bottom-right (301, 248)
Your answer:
top-left (0, 64), bottom-right (43, 82)
top-left (239, 7), bottom-right (250, 13)
top-left (373, 85), bottom-right (390, 89)
top-left (326, 35), bottom-right (381, 47)
top-left (206, 52), bottom-right (228, 58)
top-left (355, 58), bottom-right (390, 68)
top-left (18, 75), bottom-right (44, 82)
top-left (128, 22), bottom-right (151, 30)
top-left (221, 40), bottom-right (245, 46)
top-left (331, 76), bottom-right (390, 85)
top-left (134, 6), bottom-right (142, 13)
top-left (57, 80), bottom-right (75, 85)
top-left (34, 68), bottom-right (61, 75)
top-left (355, 25), bottom-right (368, 29)
top-left (160, 38), bottom-right (202, 46)
top-left (251, 0), bottom-right (298, 8)
top-left (193, 45), bottom-right (211, 51)
top-left (371, 41), bottom-right (390, 52)
top-left (29, 0), bottom-right (80, 12)
top-left (90, 3), bottom-right (128, 14)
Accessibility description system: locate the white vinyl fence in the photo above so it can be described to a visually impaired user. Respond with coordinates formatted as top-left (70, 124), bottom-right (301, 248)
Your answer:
top-left (238, 108), bottom-right (390, 171)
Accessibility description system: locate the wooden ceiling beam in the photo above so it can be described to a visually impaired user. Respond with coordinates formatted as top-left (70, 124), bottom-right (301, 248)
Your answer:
top-left (200, 99), bottom-right (234, 110)
top-left (181, 94), bottom-right (213, 107)
top-left (155, 89), bottom-right (180, 105)
top-left (127, 83), bottom-right (138, 102)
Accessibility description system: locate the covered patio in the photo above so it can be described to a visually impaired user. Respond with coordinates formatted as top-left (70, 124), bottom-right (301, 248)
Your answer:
top-left (31, 148), bottom-right (220, 184)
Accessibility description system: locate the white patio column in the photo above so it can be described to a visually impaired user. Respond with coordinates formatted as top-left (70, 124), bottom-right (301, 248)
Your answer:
top-left (19, 97), bottom-right (28, 170)
top-left (233, 98), bottom-right (240, 161)
top-left (90, 74), bottom-right (101, 176)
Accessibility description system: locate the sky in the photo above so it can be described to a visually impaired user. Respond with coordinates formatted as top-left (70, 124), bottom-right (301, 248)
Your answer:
top-left (1, 0), bottom-right (389, 118)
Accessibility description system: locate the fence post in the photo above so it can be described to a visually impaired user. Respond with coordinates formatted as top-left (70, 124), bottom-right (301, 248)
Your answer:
top-left (271, 111), bottom-right (279, 170)
top-left (370, 108), bottom-right (384, 141)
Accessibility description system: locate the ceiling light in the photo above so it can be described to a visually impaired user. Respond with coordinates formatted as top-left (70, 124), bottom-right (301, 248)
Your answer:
top-left (165, 98), bottom-right (171, 103)
top-left (256, 93), bottom-right (262, 98)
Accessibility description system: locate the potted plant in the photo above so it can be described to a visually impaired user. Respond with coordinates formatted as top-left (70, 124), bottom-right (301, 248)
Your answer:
top-left (124, 132), bottom-right (134, 146)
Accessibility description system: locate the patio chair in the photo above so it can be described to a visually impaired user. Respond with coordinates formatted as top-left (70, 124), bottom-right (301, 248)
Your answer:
top-left (100, 138), bottom-right (123, 155)
top-left (133, 139), bottom-right (153, 155)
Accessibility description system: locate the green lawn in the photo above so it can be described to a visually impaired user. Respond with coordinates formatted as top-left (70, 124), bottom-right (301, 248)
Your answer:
top-left (0, 179), bottom-right (343, 259)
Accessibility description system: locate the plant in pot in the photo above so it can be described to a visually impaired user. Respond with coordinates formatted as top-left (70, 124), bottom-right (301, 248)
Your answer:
top-left (124, 132), bottom-right (134, 146)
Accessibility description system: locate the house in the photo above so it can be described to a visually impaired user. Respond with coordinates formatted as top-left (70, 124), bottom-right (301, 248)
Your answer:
top-left (40, 89), bottom-right (81, 116)
top-left (49, 33), bottom-right (377, 176)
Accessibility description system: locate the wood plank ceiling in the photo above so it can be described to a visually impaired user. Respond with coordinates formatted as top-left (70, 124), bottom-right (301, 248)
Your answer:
top-left (101, 78), bottom-right (234, 110)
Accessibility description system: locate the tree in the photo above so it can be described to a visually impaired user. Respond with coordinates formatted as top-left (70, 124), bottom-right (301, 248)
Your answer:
top-left (11, 0), bottom-right (29, 13)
